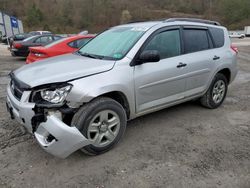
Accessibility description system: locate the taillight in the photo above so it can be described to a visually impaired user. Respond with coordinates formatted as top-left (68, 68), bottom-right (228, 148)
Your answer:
top-left (13, 43), bottom-right (22, 49)
top-left (231, 45), bottom-right (238, 54)
top-left (33, 52), bottom-right (47, 57)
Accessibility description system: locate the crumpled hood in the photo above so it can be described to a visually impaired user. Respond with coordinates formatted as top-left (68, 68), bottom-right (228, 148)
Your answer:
top-left (13, 53), bottom-right (115, 87)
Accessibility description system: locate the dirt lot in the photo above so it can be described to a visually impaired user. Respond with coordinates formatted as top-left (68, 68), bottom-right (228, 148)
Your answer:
top-left (0, 40), bottom-right (249, 188)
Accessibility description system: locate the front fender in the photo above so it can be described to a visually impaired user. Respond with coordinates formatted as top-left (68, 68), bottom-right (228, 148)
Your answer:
top-left (66, 65), bottom-right (136, 119)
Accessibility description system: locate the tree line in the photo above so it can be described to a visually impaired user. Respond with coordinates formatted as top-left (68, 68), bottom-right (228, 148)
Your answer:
top-left (0, 0), bottom-right (249, 33)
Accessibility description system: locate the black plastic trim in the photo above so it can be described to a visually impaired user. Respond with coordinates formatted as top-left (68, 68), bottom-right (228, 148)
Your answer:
top-left (9, 71), bottom-right (31, 90)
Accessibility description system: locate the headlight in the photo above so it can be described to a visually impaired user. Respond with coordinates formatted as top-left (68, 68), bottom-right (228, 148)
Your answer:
top-left (40, 85), bottom-right (72, 104)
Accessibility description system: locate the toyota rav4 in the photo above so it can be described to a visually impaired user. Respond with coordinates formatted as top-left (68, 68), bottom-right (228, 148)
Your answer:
top-left (6, 18), bottom-right (238, 158)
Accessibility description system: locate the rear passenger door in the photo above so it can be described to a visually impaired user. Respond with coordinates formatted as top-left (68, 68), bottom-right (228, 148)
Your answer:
top-left (181, 27), bottom-right (219, 97)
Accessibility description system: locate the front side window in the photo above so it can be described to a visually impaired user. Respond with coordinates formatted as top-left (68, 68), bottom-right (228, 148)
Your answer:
top-left (78, 26), bottom-right (147, 60)
top-left (143, 29), bottom-right (181, 59)
top-left (183, 29), bottom-right (210, 54)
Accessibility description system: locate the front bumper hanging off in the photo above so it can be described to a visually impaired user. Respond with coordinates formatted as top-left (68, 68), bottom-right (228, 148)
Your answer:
top-left (6, 84), bottom-right (90, 158)
top-left (35, 115), bottom-right (90, 158)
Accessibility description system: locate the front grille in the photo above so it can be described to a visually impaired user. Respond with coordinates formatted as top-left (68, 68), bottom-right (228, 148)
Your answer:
top-left (10, 80), bottom-right (24, 101)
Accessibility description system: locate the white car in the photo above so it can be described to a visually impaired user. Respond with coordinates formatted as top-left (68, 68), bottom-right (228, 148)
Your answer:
top-left (29, 31), bottom-right (52, 35)
top-left (229, 32), bottom-right (245, 39)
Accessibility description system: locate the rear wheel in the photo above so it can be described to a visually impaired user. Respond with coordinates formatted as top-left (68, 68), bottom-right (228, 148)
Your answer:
top-left (200, 73), bottom-right (228, 109)
top-left (72, 97), bottom-right (127, 155)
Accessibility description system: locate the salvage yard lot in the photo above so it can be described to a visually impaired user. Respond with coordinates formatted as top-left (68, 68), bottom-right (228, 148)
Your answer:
top-left (0, 39), bottom-right (250, 187)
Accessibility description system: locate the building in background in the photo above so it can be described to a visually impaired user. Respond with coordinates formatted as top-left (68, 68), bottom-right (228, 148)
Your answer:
top-left (0, 11), bottom-right (24, 38)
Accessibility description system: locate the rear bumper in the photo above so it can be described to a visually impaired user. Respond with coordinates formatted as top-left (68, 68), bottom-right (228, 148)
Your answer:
top-left (6, 84), bottom-right (90, 158)
top-left (11, 48), bottom-right (29, 57)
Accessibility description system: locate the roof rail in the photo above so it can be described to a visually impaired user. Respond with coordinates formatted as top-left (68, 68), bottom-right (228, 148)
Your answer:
top-left (126, 20), bottom-right (147, 24)
top-left (164, 18), bottom-right (221, 26)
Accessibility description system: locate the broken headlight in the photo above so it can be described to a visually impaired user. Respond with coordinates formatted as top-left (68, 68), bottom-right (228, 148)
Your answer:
top-left (30, 84), bottom-right (72, 105)
top-left (40, 85), bottom-right (72, 104)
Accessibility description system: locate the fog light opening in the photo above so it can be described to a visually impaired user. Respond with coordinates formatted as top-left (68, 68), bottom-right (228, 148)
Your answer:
top-left (46, 134), bottom-right (57, 143)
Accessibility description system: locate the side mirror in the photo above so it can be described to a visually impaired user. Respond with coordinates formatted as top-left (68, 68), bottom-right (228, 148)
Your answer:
top-left (139, 50), bottom-right (160, 64)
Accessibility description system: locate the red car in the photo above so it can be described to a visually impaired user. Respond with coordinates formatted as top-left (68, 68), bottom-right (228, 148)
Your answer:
top-left (26, 35), bottom-right (95, 64)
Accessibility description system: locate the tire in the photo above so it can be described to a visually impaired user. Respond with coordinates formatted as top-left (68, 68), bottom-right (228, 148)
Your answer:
top-left (200, 73), bottom-right (228, 109)
top-left (71, 97), bottom-right (127, 155)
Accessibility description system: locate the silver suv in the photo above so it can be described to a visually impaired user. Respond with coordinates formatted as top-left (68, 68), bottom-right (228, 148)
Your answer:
top-left (6, 18), bottom-right (238, 158)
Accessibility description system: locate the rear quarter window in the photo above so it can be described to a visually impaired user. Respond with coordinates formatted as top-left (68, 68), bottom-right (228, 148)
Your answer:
top-left (209, 27), bottom-right (225, 48)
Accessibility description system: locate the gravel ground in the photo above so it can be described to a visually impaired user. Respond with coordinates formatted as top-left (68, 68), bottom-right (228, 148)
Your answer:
top-left (0, 40), bottom-right (249, 188)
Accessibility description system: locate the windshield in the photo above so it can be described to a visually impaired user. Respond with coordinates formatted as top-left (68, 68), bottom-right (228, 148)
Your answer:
top-left (78, 26), bottom-right (146, 60)
top-left (45, 37), bottom-right (67, 48)
top-left (15, 34), bottom-right (26, 39)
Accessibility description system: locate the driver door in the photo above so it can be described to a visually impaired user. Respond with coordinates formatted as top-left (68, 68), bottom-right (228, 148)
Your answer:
top-left (134, 28), bottom-right (187, 113)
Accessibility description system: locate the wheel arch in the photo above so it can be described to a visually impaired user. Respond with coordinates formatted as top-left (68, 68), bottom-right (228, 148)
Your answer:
top-left (99, 91), bottom-right (130, 120)
top-left (217, 68), bottom-right (231, 83)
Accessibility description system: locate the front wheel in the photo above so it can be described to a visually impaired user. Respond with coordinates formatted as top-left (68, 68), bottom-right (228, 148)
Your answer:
top-left (71, 97), bottom-right (127, 155)
top-left (200, 73), bottom-right (228, 109)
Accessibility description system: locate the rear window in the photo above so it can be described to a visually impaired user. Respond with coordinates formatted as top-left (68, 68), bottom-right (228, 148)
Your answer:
top-left (183, 29), bottom-right (210, 54)
top-left (209, 27), bottom-right (225, 48)
top-left (45, 38), bottom-right (68, 48)
top-left (68, 38), bottom-right (91, 48)
top-left (23, 36), bottom-right (37, 42)
top-left (54, 36), bottom-right (62, 40)
top-left (15, 34), bottom-right (25, 39)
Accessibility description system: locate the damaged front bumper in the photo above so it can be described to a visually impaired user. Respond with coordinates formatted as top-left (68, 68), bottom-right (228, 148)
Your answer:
top-left (6, 84), bottom-right (90, 158)
top-left (35, 115), bottom-right (90, 158)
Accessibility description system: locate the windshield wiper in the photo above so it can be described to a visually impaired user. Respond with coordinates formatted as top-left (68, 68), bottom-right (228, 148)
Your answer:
top-left (75, 51), bottom-right (117, 60)
top-left (77, 51), bottom-right (104, 59)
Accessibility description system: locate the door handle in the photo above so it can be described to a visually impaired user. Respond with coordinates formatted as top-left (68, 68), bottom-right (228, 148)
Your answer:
top-left (177, 62), bottom-right (187, 68)
top-left (213, 55), bottom-right (220, 60)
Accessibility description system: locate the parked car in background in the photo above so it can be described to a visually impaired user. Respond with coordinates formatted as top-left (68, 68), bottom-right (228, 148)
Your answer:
top-left (229, 32), bottom-right (245, 39)
top-left (11, 34), bottom-right (63, 57)
top-left (6, 18), bottom-right (238, 158)
top-left (29, 31), bottom-right (52, 35)
top-left (26, 35), bottom-right (94, 63)
top-left (11, 33), bottom-right (32, 41)
top-left (9, 33), bottom-right (32, 48)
